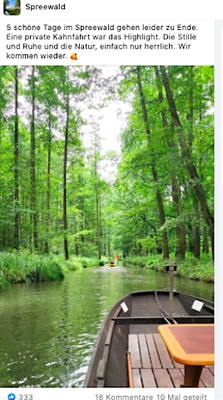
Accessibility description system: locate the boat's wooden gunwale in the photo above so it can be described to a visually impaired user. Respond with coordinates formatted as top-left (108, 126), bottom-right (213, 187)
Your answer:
top-left (84, 291), bottom-right (133, 387)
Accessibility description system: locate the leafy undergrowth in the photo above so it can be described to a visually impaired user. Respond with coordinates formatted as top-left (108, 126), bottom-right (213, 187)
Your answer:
top-left (0, 251), bottom-right (64, 290)
top-left (54, 255), bottom-right (109, 271)
top-left (0, 251), bottom-right (110, 291)
top-left (124, 253), bottom-right (214, 283)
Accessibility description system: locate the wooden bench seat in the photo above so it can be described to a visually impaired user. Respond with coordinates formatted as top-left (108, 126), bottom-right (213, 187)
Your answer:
top-left (128, 333), bottom-right (214, 388)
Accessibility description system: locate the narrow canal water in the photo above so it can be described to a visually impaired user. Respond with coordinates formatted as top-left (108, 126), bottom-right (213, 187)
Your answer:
top-left (0, 265), bottom-right (213, 388)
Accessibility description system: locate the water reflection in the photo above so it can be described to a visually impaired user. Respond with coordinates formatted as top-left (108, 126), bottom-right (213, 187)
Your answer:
top-left (0, 264), bottom-right (213, 387)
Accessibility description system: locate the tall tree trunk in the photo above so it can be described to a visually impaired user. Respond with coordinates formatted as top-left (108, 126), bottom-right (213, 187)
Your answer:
top-left (188, 219), bottom-right (195, 253)
top-left (138, 242), bottom-right (142, 256)
top-left (80, 195), bottom-right (84, 250)
top-left (90, 214), bottom-right (94, 244)
top-left (193, 197), bottom-right (200, 259)
top-left (73, 210), bottom-right (79, 256)
top-left (188, 67), bottom-right (194, 147)
top-left (188, 67), bottom-right (200, 259)
top-left (103, 227), bottom-right (106, 256)
top-left (71, 170), bottom-right (78, 256)
top-left (14, 66), bottom-right (19, 249)
top-left (160, 66), bottom-right (214, 260)
top-left (136, 66), bottom-right (169, 259)
top-left (96, 188), bottom-right (101, 259)
top-left (155, 66), bottom-right (186, 258)
top-left (63, 92), bottom-right (69, 260)
top-left (143, 226), bottom-right (149, 256)
top-left (172, 176), bottom-right (186, 258)
top-left (203, 227), bottom-right (209, 254)
top-left (30, 66), bottom-right (38, 251)
top-left (108, 225), bottom-right (111, 257)
top-left (94, 148), bottom-right (101, 259)
top-left (99, 193), bottom-right (102, 257)
top-left (45, 117), bottom-right (51, 254)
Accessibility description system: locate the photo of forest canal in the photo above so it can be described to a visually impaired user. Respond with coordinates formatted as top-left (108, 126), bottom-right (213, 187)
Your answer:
top-left (0, 66), bottom-right (214, 387)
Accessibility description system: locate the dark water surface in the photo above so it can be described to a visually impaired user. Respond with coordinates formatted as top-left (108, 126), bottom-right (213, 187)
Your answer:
top-left (0, 265), bottom-right (214, 387)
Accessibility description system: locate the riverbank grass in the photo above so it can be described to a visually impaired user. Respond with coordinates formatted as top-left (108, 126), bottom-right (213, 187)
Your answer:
top-left (0, 251), bottom-right (109, 291)
top-left (124, 254), bottom-right (214, 283)
top-left (0, 251), bottom-right (64, 290)
top-left (53, 254), bottom-right (109, 271)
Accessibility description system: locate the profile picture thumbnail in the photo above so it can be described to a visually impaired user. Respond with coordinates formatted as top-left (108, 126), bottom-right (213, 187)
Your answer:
top-left (4, 0), bottom-right (20, 15)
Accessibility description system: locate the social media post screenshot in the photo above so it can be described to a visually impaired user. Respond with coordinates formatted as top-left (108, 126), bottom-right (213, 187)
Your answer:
top-left (0, 2), bottom-right (219, 400)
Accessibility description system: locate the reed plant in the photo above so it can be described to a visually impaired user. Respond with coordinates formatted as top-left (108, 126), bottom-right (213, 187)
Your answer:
top-left (53, 255), bottom-right (109, 270)
top-left (0, 251), bottom-right (64, 290)
top-left (124, 253), bottom-right (214, 283)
